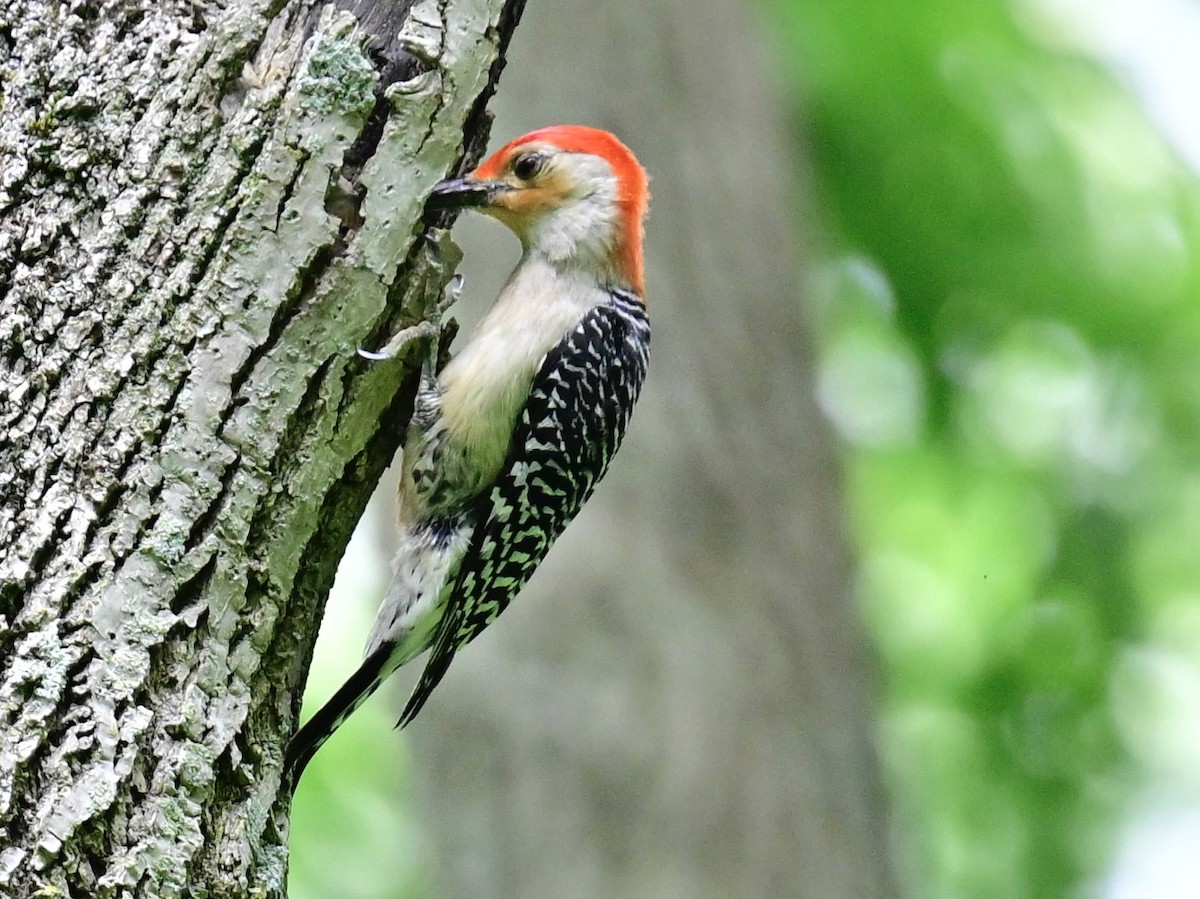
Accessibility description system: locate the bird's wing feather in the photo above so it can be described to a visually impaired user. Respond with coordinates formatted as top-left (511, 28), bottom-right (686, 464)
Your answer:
top-left (397, 294), bottom-right (651, 726)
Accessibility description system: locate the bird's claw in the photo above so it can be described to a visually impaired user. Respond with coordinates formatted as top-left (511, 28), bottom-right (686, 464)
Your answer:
top-left (358, 232), bottom-right (462, 363)
top-left (439, 273), bottom-right (465, 313)
top-left (357, 320), bottom-right (440, 362)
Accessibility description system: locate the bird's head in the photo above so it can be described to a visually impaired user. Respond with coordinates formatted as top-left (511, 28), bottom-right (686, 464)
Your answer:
top-left (428, 126), bottom-right (650, 295)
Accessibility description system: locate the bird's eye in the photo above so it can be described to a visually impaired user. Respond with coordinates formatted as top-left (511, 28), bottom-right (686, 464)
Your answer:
top-left (512, 153), bottom-right (544, 181)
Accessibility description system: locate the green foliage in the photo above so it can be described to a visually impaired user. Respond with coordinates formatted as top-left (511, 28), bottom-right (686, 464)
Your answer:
top-left (771, 1), bottom-right (1200, 896)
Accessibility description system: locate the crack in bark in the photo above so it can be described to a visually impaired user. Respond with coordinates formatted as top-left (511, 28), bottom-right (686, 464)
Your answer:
top-left (224, 243), bottom-right (336, 406)
top-left (78, 355), bottom-right (194, 560)
top-left (183, 458), bottom-right (243, 555)
top-left (273, 146), bottom-right (313, 233)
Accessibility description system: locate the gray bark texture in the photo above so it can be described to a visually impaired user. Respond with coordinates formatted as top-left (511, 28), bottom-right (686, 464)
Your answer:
top-left (0, 0), bottom-right (523, 895)
top-left (395, 1), bottom-right (901, 898)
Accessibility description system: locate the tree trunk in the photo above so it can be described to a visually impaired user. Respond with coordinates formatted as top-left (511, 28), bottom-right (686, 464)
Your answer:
top-left (402, 1), bottom-right (900, 897)
top-left (0, 0), bottom-right (522, 894)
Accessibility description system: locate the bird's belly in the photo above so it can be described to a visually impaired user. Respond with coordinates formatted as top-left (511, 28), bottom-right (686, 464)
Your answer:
top-left (436, 328), bottom-right (548, 491)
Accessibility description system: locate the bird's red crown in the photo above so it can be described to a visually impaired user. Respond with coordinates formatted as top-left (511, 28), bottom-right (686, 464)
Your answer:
top-left (475, 126), bottom-right (650, 295)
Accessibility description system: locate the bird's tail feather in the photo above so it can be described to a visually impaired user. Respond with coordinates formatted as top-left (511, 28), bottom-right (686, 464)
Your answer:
top-left (283, 644), bottom-right (395, 791)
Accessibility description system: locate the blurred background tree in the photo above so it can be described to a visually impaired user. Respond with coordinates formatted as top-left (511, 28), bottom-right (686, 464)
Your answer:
top-left (290, 0), bottom-right (1200, 897)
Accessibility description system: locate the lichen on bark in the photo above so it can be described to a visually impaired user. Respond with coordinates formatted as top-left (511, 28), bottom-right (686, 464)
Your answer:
top-left (0, 0), bottom-right (523, 894)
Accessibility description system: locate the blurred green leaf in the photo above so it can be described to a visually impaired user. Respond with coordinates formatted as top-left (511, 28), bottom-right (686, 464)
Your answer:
top-left (769, 0), bottom-right (1200, 895)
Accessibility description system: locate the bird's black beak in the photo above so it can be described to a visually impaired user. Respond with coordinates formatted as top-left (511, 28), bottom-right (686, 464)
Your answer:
top-left (425, 178), bottom-right (511, 212)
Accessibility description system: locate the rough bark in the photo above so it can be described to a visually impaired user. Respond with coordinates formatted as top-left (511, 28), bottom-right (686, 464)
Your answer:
top-left (0, 0), bottom-right (522, 895)
top-left (398, 1), bottom-right (900, 898)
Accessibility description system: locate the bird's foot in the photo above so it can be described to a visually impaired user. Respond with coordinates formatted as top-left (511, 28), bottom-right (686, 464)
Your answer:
top-left (358, 232), bottom-right (462, 362)
top-left (438, 272), bottom-right (465, 314)
top-left (357, 320), bottom-right (440, 362)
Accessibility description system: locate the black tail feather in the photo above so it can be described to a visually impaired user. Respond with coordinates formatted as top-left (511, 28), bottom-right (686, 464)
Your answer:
top-left (284, 644), bottom-right (394, 791)
top-left (396, 597), bottom-right (466, 729)
top-left (395, 645), bottom-right (457, 729)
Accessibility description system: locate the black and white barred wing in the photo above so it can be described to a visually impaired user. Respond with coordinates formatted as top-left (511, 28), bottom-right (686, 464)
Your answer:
top-left (397, 296), bottom-right (651, 726)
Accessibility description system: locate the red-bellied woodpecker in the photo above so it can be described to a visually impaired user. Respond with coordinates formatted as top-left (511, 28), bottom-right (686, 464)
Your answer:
top-left (284, 126), bottom-right (651, 784)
